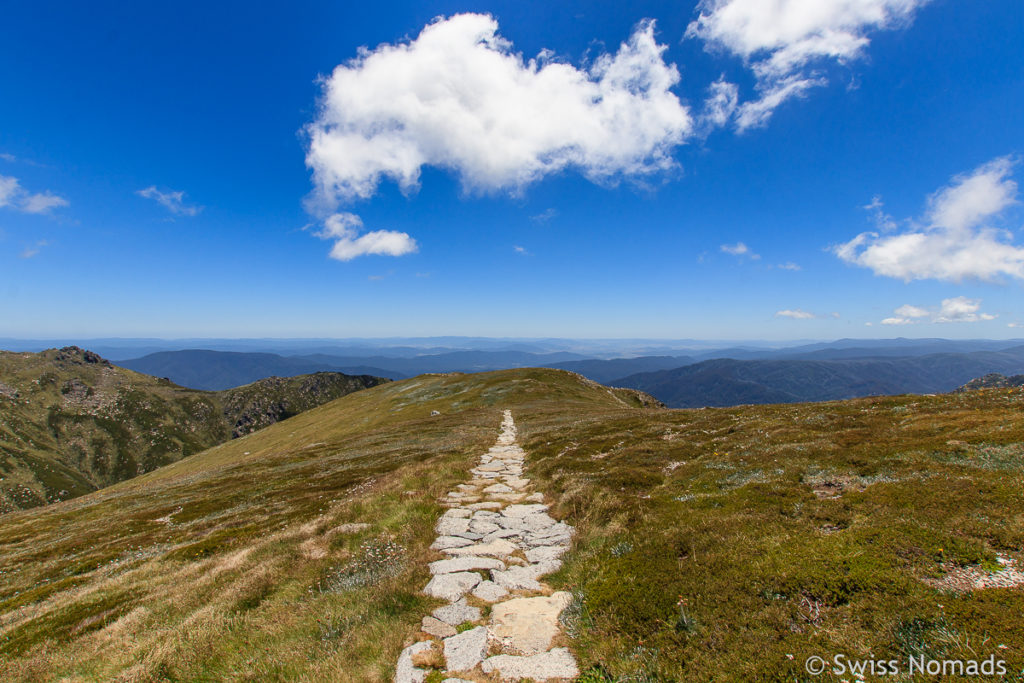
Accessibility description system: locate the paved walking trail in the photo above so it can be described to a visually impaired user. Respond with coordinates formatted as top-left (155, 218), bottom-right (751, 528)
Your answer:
top-left (394, 410), bottom-right (580, 682)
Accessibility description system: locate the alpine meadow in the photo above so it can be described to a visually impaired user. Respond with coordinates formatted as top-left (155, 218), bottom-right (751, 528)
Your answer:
top-left (2, 1), bottom-right (1024, 681)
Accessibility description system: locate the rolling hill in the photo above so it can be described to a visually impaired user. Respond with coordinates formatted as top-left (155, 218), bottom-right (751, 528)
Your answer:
top-left (613, 347), bottom-right (1024, 407)
top-left (0, 347), bottom-right (388, 513)
top-left (0, 368), bottom-right (1021, 680)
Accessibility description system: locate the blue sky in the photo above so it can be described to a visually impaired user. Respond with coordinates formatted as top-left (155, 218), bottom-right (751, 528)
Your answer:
top-left (1, 0), bottom-right (1022, 340)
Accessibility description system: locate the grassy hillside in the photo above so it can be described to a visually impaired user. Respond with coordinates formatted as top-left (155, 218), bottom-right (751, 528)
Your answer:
top-left (1, 369), bottom-right (1022, 681)
top-left (0, 347), bottom-right (387, 513)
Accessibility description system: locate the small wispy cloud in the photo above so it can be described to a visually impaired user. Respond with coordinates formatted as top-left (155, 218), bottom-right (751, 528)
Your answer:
top-left (0, 153), bottom-right (15, 162)
top-left (721, 241), bottom-right (760, 259)
top-left (530, 208), bottom-right (558, 223)
top-left (137, 186), bottom-right (203, 217)
top-left (777, 262), bottom-right (801, 271)
top-left (19, 240), bottom-right (48, 259)
top-left (0, 175), bottom-right (68, 215)
top-left (1009, 322), bottom-right (1023, 329)
top-left (776, 309), bottom-right (816, 320)
top-left (513, 245), bottom-right (530, 255)
top-left (881, 297), bottom-right (996, 325)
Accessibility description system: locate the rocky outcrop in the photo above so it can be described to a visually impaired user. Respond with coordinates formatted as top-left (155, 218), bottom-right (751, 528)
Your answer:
top-left (956, 373), bottom-right (1024, 392)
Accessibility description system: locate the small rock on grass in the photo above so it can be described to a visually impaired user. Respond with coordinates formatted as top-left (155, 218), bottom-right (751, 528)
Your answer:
top-left (394, 641), bottom-right (432, 683)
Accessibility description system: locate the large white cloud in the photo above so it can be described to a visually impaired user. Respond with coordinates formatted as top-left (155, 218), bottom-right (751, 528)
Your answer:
top-left (307, 14), bottom-right (692, 208)
top-left (0, 174), bottom-right (68, 214)
top-left (687, 0), bottom-right (930, 130)
top-left (835, 157), bottom-right (1024, 282)
top-left (303, 14), bottom-right (693, 260)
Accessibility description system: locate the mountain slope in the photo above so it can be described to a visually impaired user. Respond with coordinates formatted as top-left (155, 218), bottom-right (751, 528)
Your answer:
top-left (0, 347), bottom-right (387, 512)
top-left (615, 347), bottom-right (1024, 407)
top-left (0, 369), bottom-right (1021, 680)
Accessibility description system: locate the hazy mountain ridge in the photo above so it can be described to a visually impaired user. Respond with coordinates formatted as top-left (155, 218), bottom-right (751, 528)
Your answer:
top-left (613, 347), bottom-right (1024, 408)
top-left (0, 347), bottom-right (387, 513)
top-left (117, 349), bottom-right (590, 390)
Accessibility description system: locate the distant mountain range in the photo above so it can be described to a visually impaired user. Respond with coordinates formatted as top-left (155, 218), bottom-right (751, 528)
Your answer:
top-left (118, 349), bottom-right (590, 390)
top-left (612, 347), bottom-right (1024, 408)
top-left (109, 340), bottom-right (1024, 404)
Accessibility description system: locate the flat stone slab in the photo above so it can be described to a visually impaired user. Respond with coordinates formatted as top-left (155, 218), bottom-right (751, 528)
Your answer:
top-left (429, 556), bottom-right (506, 575)
top-left (443, 626), bottom-right (488, 672)
top-left (431, 535), bottom-right (475, 550)
top-left (422, 615), bottom-right (456, 638)
top-left (466, 502), bottom-right (504, 510)
top-left (491, 566), bottom-right (543, 591)
top-left (482, 648), bottom-right (580, 681)
top-left (525, 545), bottom-right (569, 563)
top-left (423, 571), bottom-right (481, 601)
top-left (524, 492), bottom-right (544, 503)
top-left (502, 504), bottom-right (549, 518)
top-left (469, 519), bottom-right (501, 534)
top-left (442, 508), bottom-right (473, 518)
top-left (443, 538), bottom-right (518, 558)
top-left (483, 483), bottom-right (514, 494)
top-left (489, 592), bottom-right (573, 655)
top-left (432, 598), bottom-right (481, 626)
top-left (395, 641), bottom-right (432, 683)
top-left (491, 560), bottom-right (561, 590)
top-left (472, 579), bottom-right (509, 602)
top-left (435, 517), bottom-right (471, 536)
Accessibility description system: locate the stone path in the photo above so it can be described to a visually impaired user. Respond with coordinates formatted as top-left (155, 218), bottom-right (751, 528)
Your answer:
top-left (395, 410), bottom-right (579, 682)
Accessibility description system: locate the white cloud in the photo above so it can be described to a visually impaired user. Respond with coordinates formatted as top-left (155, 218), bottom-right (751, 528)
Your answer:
top-left (687, 0), bottom-right (930, 129)
top-left (700, 76), bottom-right (739, 130)
top-left (137, 186), bottom-right (202, 216)
top-left (721, 241), bottom-right (760, 258)
top-left (1009, 322), bottom-right (1023, 329)
top-left (776, 309), bottom-right (817, 319)
top-left (880, 296), bottom-right (996, 325)
top-left (933, 296), bottom-right (996, 324)
top-left (513, 245), bottom-right (528, 255)
top-left (19, 240), bottom-right (48, 259)
top-left (315, 212), bottom-right (418, 261)
top-left (0, 176), bottom-right (18, 207)
top-left (893, 304), bottom-right (928, 319)
top-left (21, 192), bottom-right (68, 214)
top-left (0, 175), bottom-right (68, 214)
top-left (835, 157), bottom-right (1024, 281)
top-left (777, 261), bottom-right (801, 270)
top-left (305, 13), bottom-right (692, 211)
top-left (0, 153), bottom-right (15, 162)
top-left (531, 208), bottom-right (558, 223)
